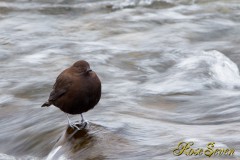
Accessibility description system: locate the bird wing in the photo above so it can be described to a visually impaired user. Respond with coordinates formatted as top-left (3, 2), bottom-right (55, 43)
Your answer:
top-left (48, 73), bottom-right (72, 102)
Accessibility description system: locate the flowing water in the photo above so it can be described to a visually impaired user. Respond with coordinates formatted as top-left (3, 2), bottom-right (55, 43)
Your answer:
top-left (1, 0), bottom-right (240, 159)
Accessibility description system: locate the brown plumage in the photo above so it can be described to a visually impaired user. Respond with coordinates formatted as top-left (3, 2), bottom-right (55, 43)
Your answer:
top-left (42, 60), bottom-right (101, 128)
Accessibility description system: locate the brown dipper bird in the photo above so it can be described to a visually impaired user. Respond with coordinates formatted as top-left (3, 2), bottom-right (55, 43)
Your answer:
top-left (42, 60), bottom-right (101, 129)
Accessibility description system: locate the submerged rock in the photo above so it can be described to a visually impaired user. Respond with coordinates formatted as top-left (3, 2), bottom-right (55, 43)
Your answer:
top-left (46, 122), bottom-right (138, 160)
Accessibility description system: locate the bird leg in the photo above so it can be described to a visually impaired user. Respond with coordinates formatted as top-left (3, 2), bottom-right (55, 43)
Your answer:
top-left (80, 114), bottom-right (85, 123)
top-left (66, 114), bottom-right (81, 130)
top-left (80, 114), bottom-right (89, 127)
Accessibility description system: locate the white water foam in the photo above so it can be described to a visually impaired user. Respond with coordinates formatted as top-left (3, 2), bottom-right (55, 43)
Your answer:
top-left (0, 153), bottom-right (15, 160)
top-left (144, 50), bottom-right (240, 94)
top-left (204, 50), bottom-right (240, 86)
top-left (0, 153), bottom-right (40, 160)
top-left (46, 146), bottom-right (67, 160)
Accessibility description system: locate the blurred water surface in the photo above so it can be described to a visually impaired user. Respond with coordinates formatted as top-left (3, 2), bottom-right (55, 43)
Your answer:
top-left (1, 0), bottom-right (240, 159)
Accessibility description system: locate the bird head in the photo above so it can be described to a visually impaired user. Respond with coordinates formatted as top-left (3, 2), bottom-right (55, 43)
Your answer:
top-left (72, 60), bottom-right (92, 74)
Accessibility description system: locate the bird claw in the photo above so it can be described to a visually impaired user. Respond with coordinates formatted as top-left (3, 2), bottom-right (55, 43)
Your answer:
top-left (69, 121), bottom-right (88, 130)
top-left (69, 123), bottom-right (81, 130)
top-left (81, 120), bottom-right (89, 129)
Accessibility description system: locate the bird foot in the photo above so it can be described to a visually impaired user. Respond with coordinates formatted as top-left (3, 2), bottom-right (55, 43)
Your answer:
top-left (69, 121), bottom-right (88, 130)
top-left (69, 123), bottom-right (81, 130)
top-left (81, 120), bottom-right (89, 128)
top-left (79, 120), bottom-right (89, 128)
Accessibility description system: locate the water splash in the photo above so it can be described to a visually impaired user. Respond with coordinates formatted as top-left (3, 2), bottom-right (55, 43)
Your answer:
top-left (204, 50), bottom-right (240, 87)
top-left (144, 50), bottom-right (240, 95)
top-left (46, 146), bottom-right (62, 160)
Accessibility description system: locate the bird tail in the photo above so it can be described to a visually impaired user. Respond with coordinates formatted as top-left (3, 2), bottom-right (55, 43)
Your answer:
top-left (41, 101), bottom-right (51, 107)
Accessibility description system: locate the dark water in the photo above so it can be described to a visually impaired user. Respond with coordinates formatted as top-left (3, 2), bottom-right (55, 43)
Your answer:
top-left (1, 0), bottom-right (240, 159)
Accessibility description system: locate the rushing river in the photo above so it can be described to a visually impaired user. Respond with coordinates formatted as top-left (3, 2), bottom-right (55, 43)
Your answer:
top-left (1, 0), bottom-right (240, 159)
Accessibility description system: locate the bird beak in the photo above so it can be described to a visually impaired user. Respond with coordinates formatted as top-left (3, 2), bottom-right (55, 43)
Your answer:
top-left (86, 69), bottom-right (92, 73)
